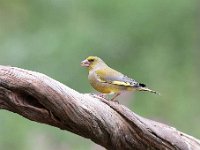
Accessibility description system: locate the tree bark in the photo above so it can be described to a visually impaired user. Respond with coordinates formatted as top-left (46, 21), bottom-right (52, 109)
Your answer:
top-left (0, 66), bottom-right (199, 150)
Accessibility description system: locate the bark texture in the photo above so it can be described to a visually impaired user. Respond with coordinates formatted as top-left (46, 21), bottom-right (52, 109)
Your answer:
top-left (0, 66), bottom-right (199, 150)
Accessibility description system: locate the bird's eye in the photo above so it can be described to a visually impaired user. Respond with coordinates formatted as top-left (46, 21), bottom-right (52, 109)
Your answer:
top-left (88, 59), bottom-right (94, 62)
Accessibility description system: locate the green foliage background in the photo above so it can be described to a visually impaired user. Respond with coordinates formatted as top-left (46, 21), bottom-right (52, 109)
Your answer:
top-left (0, 0), bottom-right (199, 149)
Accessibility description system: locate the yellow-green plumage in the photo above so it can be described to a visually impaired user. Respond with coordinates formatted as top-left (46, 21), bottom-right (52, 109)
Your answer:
top-left (81, 56), bottom-right (158, 100)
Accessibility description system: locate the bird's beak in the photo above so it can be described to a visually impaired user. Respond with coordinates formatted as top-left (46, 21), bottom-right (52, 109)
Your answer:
top-left (81, 59), bottom-right (90, 67)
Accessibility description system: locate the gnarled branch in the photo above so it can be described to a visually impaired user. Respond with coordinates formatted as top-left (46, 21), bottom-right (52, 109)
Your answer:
top-left (0, 66), bottom-right (199, 150)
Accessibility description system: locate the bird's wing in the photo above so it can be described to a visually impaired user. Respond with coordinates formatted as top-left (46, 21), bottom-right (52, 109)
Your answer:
top-left (95, 68), bottom-right (140, 87)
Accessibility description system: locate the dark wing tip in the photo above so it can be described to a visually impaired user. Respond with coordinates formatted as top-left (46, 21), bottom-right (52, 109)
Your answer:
top-left (139, 83), bottom-right (146, 87)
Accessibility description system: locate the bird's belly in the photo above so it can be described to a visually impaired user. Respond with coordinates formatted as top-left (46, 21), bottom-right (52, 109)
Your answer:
top-left (90, 81), bottom-right (120, 93)
top-left (88, 74), bottom-right (119, 94)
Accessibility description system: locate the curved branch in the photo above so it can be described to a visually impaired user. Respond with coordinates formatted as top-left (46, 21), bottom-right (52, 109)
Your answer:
top-left (0, 66), bottom-right (199, 150)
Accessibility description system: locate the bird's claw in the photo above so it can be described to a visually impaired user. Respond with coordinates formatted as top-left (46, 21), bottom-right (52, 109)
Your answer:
top-left (89, 93), bottom-right (120, 104)
top-left (90, 93), bottom-right (108, 100)
top-left (110, 98), bottom-right (119, 104)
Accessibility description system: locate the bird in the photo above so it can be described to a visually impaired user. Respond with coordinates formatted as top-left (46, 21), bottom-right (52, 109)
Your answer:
top-left (81, 56), bottom-right (159, 101)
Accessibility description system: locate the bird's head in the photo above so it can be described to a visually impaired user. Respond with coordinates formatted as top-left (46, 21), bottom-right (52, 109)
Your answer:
top-left (81, 56), bottom-right (106, 70)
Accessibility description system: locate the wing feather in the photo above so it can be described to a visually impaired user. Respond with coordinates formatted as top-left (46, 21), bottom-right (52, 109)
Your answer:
top-left (95, 68), bottom-right (139, 87)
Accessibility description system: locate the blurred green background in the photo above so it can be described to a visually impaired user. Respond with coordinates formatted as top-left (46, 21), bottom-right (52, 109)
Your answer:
top-left (0, 0), bottom-right (199, 150)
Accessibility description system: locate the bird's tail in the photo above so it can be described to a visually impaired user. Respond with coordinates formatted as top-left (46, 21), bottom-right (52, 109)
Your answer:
top-left (137, 84), bottom-right (160, 95)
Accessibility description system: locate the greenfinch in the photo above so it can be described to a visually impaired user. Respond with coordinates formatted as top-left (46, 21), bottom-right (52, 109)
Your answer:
top-left (81, 56), bottom-right (159, 101)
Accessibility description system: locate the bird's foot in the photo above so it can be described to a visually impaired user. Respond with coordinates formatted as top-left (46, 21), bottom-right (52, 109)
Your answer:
top-left (110, 93), bottom-right (120, 103)
top-left (90, 93), bottom-right (108, 100)
top-left (97, 93), bottom-right (107, 99)
top-left (90, 93), bottom-right (120, 103)
top-left (114, 99), bottom-right (119, 104)
top-left (110, 98), bottom-right (119, 104)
